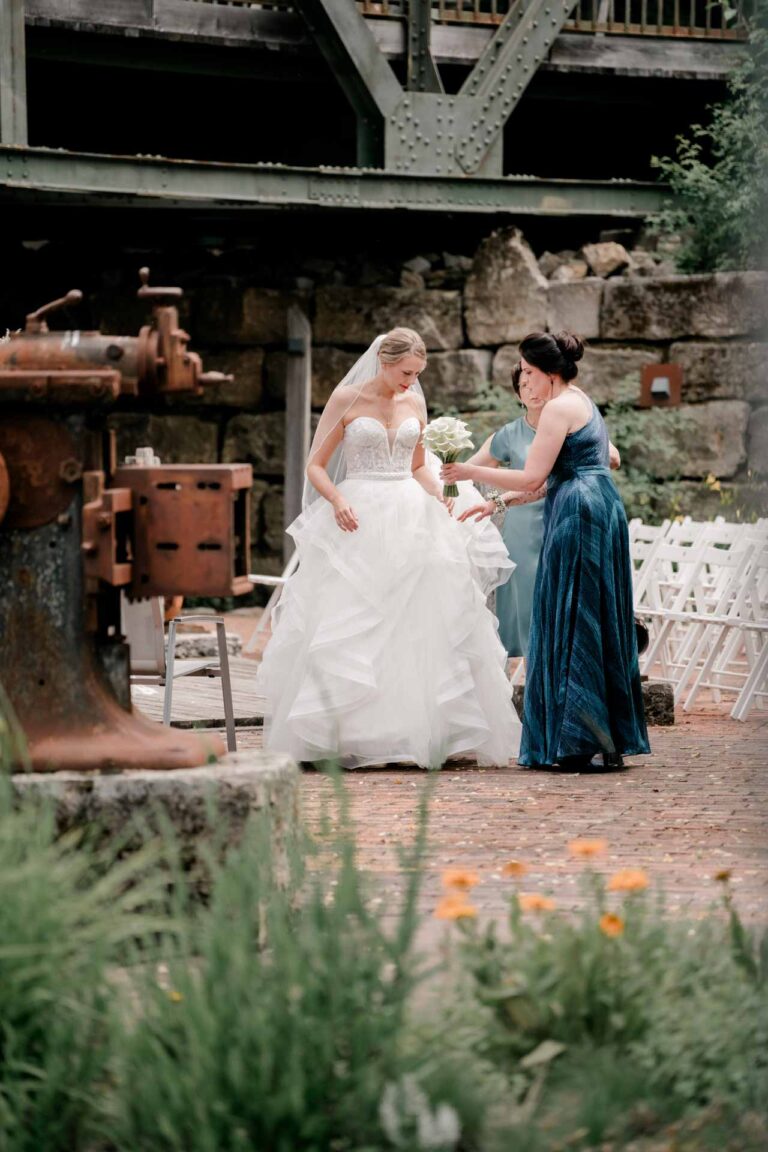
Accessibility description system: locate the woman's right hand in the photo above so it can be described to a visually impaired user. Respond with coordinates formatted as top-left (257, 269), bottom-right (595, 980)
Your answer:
top-left (332, 497), bottom-right (359, 532)
top-left (458, 500), bottom-right (495, 524)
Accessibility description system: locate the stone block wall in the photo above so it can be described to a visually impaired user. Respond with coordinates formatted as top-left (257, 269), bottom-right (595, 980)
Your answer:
top-left (102, 227), bottom-right (767, 584)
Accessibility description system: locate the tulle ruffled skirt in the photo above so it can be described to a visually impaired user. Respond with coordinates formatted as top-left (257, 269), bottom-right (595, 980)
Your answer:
top-left (256, 477), bottom-right (521, 767)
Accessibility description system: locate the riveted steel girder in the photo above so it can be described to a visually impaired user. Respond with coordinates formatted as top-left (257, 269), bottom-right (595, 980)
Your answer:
top-left (293, 0), bottom-right (578, 176)
top-left (387, 0), bottom-right (578, 177)
top-left (0, 0), bottom-right (27, 145)
top-left (456, 0), bottom-right (578, 174)
top-left (407, 0), bottom-right (443, 94)
top-left (384, 92), bottom-right (504, 177)
top-left (0, 145), bottom-right (665, 217)
top-left (292, 0), bottom-right (401, 165)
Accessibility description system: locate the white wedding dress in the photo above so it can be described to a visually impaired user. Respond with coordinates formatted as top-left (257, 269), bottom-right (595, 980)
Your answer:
top-left (256, 416), bottom-right (522, 767)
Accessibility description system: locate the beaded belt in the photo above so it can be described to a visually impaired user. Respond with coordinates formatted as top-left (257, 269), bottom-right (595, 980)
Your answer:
top-left (345, 472), bottom-right (411, 481)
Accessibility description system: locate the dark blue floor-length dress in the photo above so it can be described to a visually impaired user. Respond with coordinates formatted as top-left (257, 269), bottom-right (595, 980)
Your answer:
top-left (519, 400), bottom-right (650, 767)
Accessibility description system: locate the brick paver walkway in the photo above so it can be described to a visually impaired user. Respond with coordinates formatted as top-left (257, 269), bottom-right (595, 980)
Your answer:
top-left (237, 702), bottom-right (767, 926)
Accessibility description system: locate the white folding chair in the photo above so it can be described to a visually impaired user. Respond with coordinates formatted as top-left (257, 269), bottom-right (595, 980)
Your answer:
top-left (680, 543), bottom-right (768, 718)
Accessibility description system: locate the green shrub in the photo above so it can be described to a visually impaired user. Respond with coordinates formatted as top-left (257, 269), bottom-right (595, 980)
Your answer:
top-left (2, 709), bottom-right (765, 1152)
top-left (0, 779), bottom-right (168, 1152)
top-left (102, 785), bottom-right (480, 1152)
top-left (651, 2), bottom-right (768, 272)
top-left (451, 862), bottom-right (768, 1137)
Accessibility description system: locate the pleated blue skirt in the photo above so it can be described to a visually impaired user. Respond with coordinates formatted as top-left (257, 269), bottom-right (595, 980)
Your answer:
top-left (519, 465), bottom-right (650, 767)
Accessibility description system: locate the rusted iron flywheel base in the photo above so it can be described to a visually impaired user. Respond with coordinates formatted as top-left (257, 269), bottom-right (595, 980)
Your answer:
top-left (12, 676), bottom-right (225, 774)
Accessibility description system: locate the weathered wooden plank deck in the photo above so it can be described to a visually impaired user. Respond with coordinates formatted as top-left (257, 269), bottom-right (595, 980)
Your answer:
top-left (131, 657), bottom-right (265, 728)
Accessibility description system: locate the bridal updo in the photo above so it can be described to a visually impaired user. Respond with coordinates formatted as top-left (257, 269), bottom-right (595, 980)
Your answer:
top-left (379, 327), bottom-right (427, 365)
top-left (519, 331), bottom-right (584, 382)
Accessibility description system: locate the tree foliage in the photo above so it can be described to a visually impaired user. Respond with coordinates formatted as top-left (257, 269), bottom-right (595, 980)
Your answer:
top-left (651, 1), bottom-right (768, 272)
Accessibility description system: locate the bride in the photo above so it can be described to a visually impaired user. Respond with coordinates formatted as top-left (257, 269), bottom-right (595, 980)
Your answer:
top-left (255, 327), bottom-right (521, 768)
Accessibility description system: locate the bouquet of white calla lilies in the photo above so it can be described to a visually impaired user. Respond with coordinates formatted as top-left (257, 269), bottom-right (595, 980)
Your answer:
top-left (421, 416), bottom-right (474, 499)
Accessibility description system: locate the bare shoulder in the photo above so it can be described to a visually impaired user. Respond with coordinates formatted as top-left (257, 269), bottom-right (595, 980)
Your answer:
top-left (547, 388), bottom-right (592, 429)
top-left (324, 388), bottom-right (355, 416)
top-left (403, 393), bottom-right (427, 424)
top-left (537, 394), bottom-right (573, 429)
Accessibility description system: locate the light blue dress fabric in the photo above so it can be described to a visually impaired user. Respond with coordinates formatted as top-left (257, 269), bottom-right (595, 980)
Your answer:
top-left (490, 417), bottom-right (546, 658)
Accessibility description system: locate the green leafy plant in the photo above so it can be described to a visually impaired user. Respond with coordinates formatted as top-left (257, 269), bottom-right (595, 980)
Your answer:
top-left (602, 399), bottom-right (688, 522)
top-left (102, 782), bottom-right (483, 1152)
top-left (448, 855), bottom-right (768, 1145)
top-left (0, 777), bottom-right (170, 1152)
top-left (651, 1), bottom-right (768, 272)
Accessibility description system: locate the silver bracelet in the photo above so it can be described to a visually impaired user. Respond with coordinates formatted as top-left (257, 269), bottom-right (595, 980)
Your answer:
top-left (487, 490), bottom-right (507, 514)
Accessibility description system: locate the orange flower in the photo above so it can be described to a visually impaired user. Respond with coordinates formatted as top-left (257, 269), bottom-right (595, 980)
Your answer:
top-left (441, 868), bottom-right (479, 891)
top-left (568, 838), bottom-right (609, 858)
top-left (518, 893), bottom-right (557, 913)
top-left (502, 860), bottom-right (529, 878)
top-left (714, 869), bottom-right (733, 883)
top-left (434, 893), bottom-right (478, 920)
top-left (599, 913), bottom-right (625, 938)
top-left (607, 868), bottom-right (649, 893)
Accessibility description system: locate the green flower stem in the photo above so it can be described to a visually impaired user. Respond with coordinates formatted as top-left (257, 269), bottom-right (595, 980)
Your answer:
top-left (438, 450), bottom-right (460, 500)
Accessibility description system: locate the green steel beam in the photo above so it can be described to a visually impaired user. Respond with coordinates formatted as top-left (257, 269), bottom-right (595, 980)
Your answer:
top-left (455, 0), bottom-right (578, 174)
top-left (0, 145), bottom-right (665, 217)
top-left (0, 0), bottom-right (27, 145)
top-left (406, 0), bottom-right (443, 94)
top-left (291, 0), bottom-right (401, 166)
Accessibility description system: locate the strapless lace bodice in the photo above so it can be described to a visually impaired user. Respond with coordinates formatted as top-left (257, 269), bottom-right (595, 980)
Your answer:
top-left (343, 416), bottom-right (421, 479)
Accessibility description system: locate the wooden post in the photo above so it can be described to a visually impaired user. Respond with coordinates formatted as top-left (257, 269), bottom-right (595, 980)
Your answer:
top-left (0, 0), bottom-right (28, 145)
top-left (284, 304), bottom-right (311, 561)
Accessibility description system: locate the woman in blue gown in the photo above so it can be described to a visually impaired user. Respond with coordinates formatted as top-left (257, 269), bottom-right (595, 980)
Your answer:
top-left (465, 363), bottom-right (547, 658)
top-left (443, 331), bottom-right (649, 771)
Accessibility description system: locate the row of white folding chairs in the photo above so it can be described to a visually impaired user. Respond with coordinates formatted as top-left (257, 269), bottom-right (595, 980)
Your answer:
top-left (630, 518), bottom-right (768, 719)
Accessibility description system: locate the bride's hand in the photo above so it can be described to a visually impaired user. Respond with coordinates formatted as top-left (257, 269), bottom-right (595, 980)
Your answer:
top-left (458, 500), bottom-right (495, 523)
top-left (441, 462), bottom-right (471, 483)
top-left (439, 495), bottom-right (456, 515)
top-left (331, 497), bottom-right (359, 532)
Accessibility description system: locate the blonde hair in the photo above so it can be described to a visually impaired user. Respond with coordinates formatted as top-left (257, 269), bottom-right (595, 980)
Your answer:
top-left (378, 327), bottom-right (427, 365)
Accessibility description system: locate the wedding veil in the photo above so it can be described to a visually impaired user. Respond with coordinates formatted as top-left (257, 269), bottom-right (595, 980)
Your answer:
top-left (302, 333), bottom-right (428, 512)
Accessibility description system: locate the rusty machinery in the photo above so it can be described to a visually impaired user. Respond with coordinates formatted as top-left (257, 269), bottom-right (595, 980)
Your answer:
top-left (0, 270), bottom-right (253, 773)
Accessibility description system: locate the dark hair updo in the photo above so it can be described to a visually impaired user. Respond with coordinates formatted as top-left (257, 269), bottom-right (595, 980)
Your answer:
top-left (511, 360), bottom-right (522, 397)
top-left (518, 331), bottom-right (585, 382)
